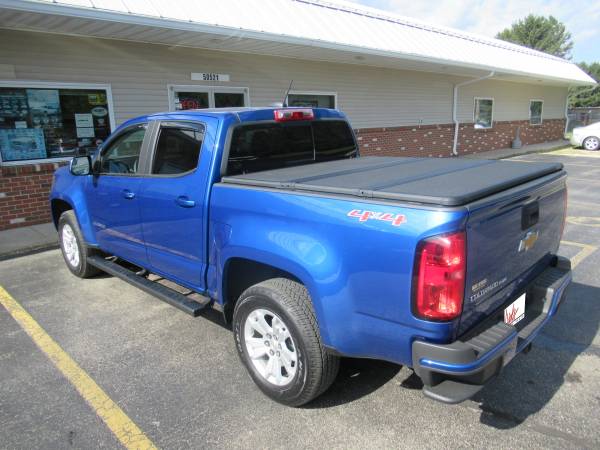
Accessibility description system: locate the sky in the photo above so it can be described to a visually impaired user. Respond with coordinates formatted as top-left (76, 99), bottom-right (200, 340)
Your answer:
top-left (352, 0), bottom-right (600, 63)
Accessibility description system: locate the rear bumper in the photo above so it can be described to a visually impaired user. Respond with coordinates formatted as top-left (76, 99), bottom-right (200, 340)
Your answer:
top-left (412, 256), bottom-right (571, 404)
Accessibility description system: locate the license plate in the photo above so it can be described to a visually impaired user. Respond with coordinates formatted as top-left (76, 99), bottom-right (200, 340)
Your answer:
top-left (504, 293), bottom-right (526, 326)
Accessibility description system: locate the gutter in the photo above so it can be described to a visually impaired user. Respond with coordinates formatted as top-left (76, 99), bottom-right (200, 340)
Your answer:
top-left (452, 71), bottom-right (495, 156)
top-left (0, 0), bottom-right (594, 86)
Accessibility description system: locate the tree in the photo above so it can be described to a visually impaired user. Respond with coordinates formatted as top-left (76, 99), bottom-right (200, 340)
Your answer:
top-left (569, 62), bottom-right (600, 107)
top-left (496, 15), bottom-right (573, 59)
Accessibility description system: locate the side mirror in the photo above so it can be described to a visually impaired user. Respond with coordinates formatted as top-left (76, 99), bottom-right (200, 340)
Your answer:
top-left (92, 158), bottom-right (102, 175)
top-left (69, 156), bottom-right (92, 176)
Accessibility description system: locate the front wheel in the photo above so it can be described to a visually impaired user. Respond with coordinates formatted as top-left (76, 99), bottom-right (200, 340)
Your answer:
top-left (233, 278), bottom-right (339, 406)
top-left (582, 136), bottom-right (600, 151)
top-left (58, 210), bottom-right (101, 278)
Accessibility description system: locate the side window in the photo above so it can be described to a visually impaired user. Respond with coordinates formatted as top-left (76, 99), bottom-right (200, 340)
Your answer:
top-left (100, 126), bottom-right (146, 174)
top-left (152, 125), bottom-right (204, 175)
top-left (530, 100), bottom-right (543, 125)
top-left (474, 97), bottom-right (494, 129)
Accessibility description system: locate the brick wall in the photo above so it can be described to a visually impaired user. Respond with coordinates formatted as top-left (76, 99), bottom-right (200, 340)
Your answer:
top-left (356, 119), bottom-right (565, 157)
top-left (0, 162), bottom-right (66, 231)
top-left (0, 118), bottom-right (565, 231)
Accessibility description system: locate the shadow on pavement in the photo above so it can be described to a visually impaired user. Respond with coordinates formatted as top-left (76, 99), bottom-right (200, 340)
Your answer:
top-left (473, 282), bottom-right (600, 429)
top-left (305, 358), bottom-right (401, 408)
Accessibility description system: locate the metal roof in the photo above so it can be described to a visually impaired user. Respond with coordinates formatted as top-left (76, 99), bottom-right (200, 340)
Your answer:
top-left (0, 0), bottom-right (595, 85)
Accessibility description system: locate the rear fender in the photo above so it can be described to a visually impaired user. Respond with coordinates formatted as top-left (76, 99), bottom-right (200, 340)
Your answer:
top-left (212, 230), bottom-right (334, 345)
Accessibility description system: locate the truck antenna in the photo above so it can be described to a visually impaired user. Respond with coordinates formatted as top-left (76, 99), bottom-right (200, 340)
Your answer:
top-left (282, 80), bottom-right (294, 107)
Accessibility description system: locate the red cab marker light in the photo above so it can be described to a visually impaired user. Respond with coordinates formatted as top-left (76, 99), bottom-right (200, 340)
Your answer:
top-left (274, 108), bottom-right (314, 122)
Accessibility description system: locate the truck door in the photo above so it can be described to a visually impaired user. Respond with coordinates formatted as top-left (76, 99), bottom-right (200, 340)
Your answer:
top-left (85, 123), bottom-right (149, 266)
top-left (137, 120), bottom-right (208, 291)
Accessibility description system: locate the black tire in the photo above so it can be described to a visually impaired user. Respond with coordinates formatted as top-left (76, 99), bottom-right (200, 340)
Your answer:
top-left (582, 136), bottom-right (600, 151)
top-left (233, 278), bottom-right (339, 406)
top-left (58, 210), bottom-right (101, 278)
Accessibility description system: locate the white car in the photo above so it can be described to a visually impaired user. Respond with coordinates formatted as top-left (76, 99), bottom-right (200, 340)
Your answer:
top-left (570, 122), bottom-right (600, 150)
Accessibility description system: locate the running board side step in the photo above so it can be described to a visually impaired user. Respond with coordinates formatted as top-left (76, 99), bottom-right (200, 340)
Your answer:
top-left (88, 255), bottom-right (210, 316)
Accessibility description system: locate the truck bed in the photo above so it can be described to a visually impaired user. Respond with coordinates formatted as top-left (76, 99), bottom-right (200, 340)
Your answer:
top-left (221, 156), bottom-right (563, 206)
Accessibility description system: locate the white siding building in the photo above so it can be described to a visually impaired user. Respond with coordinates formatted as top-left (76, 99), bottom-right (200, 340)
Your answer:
top-left (0, 0), bottom-right (595, 230)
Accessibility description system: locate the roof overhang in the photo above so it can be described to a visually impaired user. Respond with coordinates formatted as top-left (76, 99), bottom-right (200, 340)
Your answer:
top-left (0, 0), bottom-right (596, 87)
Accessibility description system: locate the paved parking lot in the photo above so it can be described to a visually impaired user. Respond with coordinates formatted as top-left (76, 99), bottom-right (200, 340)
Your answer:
top-left (1, 149), bottom-right (600, 449)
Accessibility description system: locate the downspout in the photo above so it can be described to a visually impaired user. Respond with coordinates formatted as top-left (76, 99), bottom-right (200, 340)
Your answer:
top-left (452, 71), bottom-right (495, 156)
top-left (564, 91), bottom-right (570, 137)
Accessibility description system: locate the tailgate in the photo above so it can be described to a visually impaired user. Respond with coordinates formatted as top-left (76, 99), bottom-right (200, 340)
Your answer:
top-left (458, 171), bottom-right (567, 335)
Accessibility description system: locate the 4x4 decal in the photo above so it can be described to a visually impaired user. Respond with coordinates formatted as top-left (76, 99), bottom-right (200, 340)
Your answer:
top-left (347, 209), bottom-right (407, 227)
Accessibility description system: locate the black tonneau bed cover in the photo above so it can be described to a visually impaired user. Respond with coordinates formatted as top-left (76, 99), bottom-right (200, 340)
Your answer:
top-left (221, 157), bottom-right (564, 206)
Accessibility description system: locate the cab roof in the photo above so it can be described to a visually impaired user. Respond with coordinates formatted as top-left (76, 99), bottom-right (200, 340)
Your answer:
top-left (120, 107), bottom-right (347, 129)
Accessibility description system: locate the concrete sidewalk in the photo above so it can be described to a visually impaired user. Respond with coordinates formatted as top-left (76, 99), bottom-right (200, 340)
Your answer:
top-left (0, 222), bottom-right (58, 260)
top-left (462, 139), bottom-right (569, 159)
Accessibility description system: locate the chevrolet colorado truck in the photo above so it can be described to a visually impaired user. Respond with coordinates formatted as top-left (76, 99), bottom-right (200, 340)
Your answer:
top-left (50, 107), bottom-right (571, 406)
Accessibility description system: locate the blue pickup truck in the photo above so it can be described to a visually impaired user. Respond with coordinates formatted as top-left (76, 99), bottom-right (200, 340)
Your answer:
top-left (50, 107), bottom-right (571, 406)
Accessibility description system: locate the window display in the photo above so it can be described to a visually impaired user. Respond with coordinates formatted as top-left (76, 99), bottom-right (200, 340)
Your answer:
top-left (0, 86), bottom-right (112, 163)
top-left (287, 93), bottom-right (336, 108)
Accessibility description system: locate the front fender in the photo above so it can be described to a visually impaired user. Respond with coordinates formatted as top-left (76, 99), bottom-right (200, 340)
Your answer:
top-left (50, 166), bottom-right (97, 245)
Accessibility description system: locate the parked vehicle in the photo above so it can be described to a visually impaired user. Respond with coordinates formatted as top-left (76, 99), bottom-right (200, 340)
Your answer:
top-left (570, 122), bottom-right (600, 150)
top-left (50, 107), bottom-right (571, 406)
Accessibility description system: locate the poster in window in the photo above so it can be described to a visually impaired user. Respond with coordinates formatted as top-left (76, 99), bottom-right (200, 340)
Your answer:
top-left (75, 113), bottom-right (94, 128)
top-left (0, 89), bottom-right (28, 120)
top-left (76, 127), bottom-right (95, 138)
top-left (0, 128), bottom-right (46, 161)
top-left (26, 89), bottom-right (63, 129)
top-left (88, 93), bottom-right (107, 106)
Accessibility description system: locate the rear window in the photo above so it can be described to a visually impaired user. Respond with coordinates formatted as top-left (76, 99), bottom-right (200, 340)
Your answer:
top-left (227, 120), bottom-right (357, 175)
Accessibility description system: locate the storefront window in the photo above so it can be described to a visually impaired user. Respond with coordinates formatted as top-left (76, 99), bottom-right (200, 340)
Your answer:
top-left (287, 92), bottom-right (336, 108)
top-left (0, 86), bottom-right (112, 163)
top-left (171, 86), bottom-right (248, 110)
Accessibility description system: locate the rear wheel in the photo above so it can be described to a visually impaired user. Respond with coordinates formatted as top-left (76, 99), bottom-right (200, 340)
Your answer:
top-left (58, 211), bottom-right (101, 278)
top-left (233, 278), bottom-right (339, 406)
top-left (583, 136), bottom-right (600, 151)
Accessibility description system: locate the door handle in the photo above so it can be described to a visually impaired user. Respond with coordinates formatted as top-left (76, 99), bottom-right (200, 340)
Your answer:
top-left (176, 196), bottom-right (196, 208)
top-left (122, 189), bottom-right (135, 200)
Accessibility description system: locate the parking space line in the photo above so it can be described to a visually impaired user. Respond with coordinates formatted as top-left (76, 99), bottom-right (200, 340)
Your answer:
top-left (512, 159), bottom-right (595, 167)
top-left (560, 240), bottom-right (598, 269)
top-left (567, 216), bottom-right (600, 228)
top-left (0, 286), bottom-right (158, 450)
top-left (567, 177), bottom-right (600, 184)
top-left (568, 199), bottom-right (600, 209)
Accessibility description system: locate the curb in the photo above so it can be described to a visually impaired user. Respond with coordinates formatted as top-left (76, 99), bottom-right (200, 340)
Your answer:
top-left (496, 144), bottom-right (570, 160)
top-left (0, 242), bottom-right (59, 262)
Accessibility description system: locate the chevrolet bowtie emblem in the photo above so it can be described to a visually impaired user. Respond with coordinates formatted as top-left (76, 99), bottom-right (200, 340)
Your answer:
top-left (518, 230), bottom-right (539, 252)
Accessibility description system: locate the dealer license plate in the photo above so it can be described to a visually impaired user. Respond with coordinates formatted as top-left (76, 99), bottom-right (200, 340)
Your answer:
top-left (504, 293), bottom-right (526, 326)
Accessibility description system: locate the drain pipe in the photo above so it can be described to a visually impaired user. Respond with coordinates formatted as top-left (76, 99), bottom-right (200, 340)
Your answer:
top-left (452, 71), bottom-right (495, 156)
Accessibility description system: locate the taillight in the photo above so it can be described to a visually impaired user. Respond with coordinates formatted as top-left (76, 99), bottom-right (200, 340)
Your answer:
top-left (412, 231), bottom-right (466, 321)
top-left (274, 108), bottom-right (314, 122)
